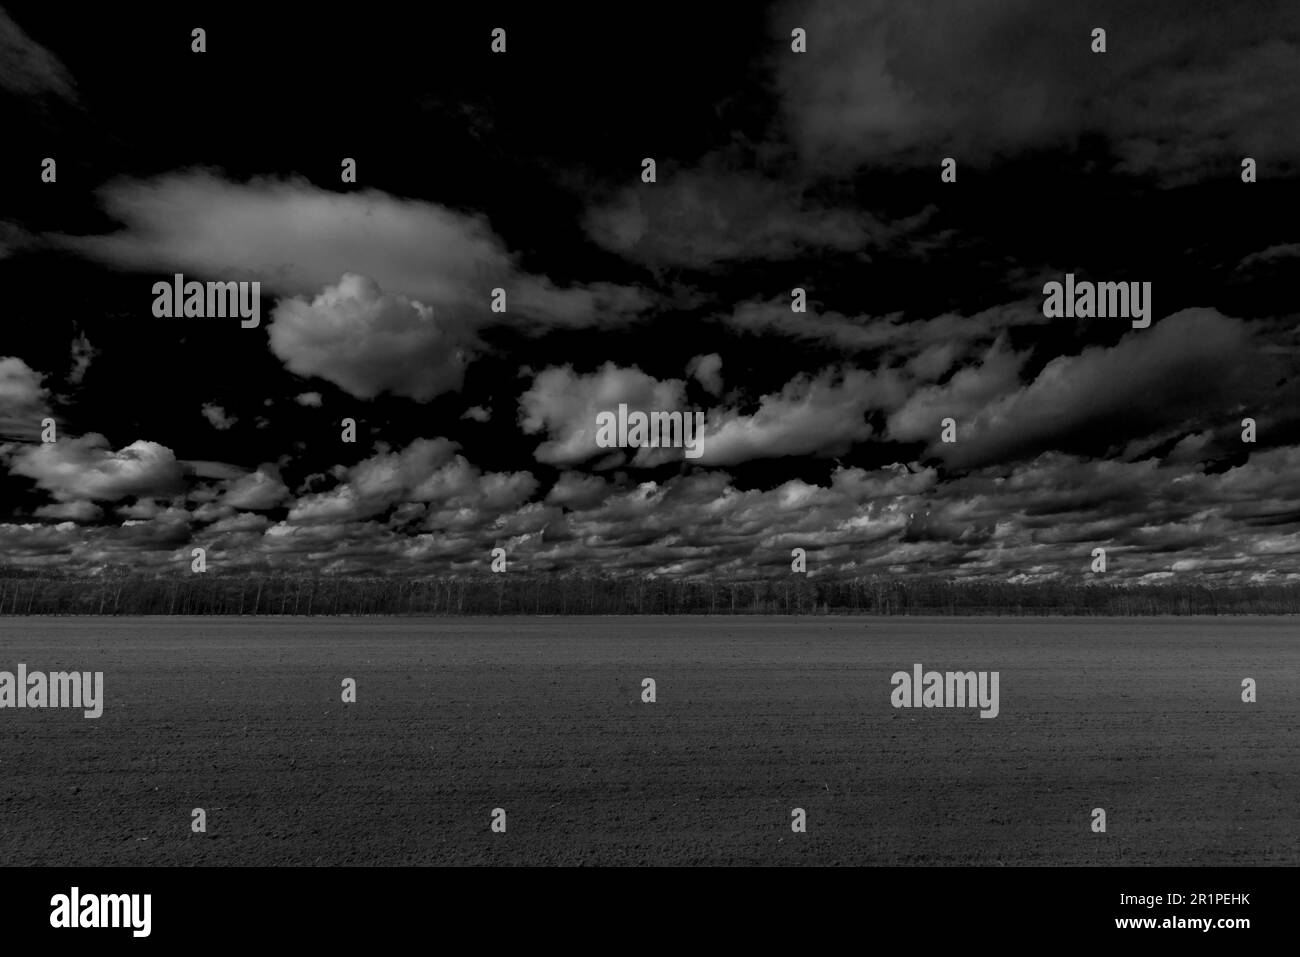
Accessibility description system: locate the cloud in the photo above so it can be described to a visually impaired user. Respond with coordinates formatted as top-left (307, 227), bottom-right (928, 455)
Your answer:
top-left (521, 361), bottom-right (915, 469)
top-left (294, 391), bottom-right (322, 407)
top-left (772, 0), bottom-right (1300, 181)
top-left (206, 511), bottom-right (271, 536)
top-left (0, 356), bottom-right (52, 440)
top-left (686, 353), bottom-right (723, 396)
top-left (116, 499), bottom-right (176, 521)
top-left (0, 221), bottom-right (33, 261)
top-left (7, 433), bottom-right (185, 502)
top-left (519, 363), bottom-right (689, 466)
top-left (11, 434), bottom-right (1300, 584)
top-left (546, 472), bottom-right (614, 510)
top-left (461, 405), bottom-right (491, 422)
top-left (268, 274), bottom-right (472, 402)
top-left (584, 161), bottom-right (905, 268)
top-left (697, 367), bottom-right (907, 466)
top-left (56, 170), bottom-right (649, 330)
top-left (886, 336), bottom-right (1030, 442)
top-left (0, 9), bottom-right (77, 101)
top-left (33, 500), bottom-right (102, 522)
top-left (201, 402), bottom-right (238, 430)
top-left (287, 438), bottom-right (537, 525)
top-left (220, 465), bottom-right (290, 511)
top-left (185, 460), bottom-right (245, 481)
top-left (68, 334), bottom-right (96, 386)
top-left (517, 464), bottom-right (941, 576)
top-left (725, 297), bottom-right (1048, 357)
top-left (924, 309), bottom-right (1259, 468)
top-left (1237, 243), bottom-right (1300, 271)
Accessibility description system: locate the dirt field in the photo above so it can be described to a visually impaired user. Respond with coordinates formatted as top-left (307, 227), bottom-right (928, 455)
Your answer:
top-left (0, 616), bottom-right (1294, 866)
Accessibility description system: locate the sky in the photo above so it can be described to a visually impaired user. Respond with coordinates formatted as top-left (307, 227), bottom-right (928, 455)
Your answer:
top-left (2, 1), bottom-right (1299, 584)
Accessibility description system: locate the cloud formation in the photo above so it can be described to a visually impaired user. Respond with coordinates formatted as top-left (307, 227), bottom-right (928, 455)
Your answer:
top-left (686, 353), bottom-right (723, 396)
top-left (8, 433), bottom-right (185, 502)
top-left (918, 309), bottom-right (1259, 468)
top-left (58, 171), bottom-right (650, 330)
top-left (0, 357), bottom-right (52, 440)
top-left (584, 162), bottom-right (900, 268)
top-left (697, 367), bottom-right (906, 466)
top-left (0, 9), bottom-right (77, 101)
top-left (288, 438), bottom-right (537, 526)
top-left (220, 465), bottom-right (290, 511)
top-left (268, 274), bottom-right (472, 402)
top-left (772, 0), bottom-right (1300, 181)
top-left (201, 403), bottom-right (237, 431)
top-left (519, 363), bottom-right (689, 467)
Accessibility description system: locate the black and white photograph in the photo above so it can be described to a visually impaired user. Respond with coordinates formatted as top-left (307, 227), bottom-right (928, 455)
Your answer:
top-left (0, 0), bottom-right (1295, 941)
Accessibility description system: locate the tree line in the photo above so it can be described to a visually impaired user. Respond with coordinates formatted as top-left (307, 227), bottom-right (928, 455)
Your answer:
top-left (1, 569), bottom-right (1299, 616)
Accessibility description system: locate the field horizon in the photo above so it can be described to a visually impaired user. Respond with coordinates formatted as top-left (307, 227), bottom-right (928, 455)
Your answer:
top-left (7, 573), bottom-right (1300, 617)
top-left (1, 615), bottom-right (1294, 866)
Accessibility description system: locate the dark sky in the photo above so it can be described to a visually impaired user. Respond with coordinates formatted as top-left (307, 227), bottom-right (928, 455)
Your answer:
top-left (2, 1), bottom-right (1300, 583)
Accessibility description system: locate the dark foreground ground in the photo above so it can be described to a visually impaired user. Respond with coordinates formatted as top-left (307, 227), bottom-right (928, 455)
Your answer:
top-left (0, 616), bottom-right (1294, 866)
